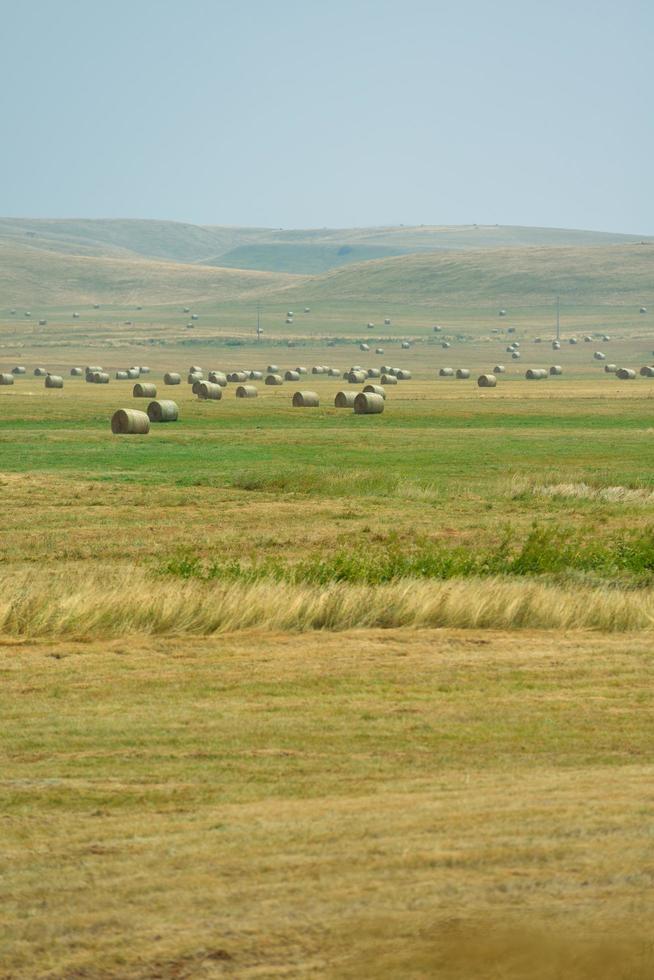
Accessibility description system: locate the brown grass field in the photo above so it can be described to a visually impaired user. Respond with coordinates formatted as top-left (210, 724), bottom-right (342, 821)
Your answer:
top-left (1, 249), bottom-right (654, 977)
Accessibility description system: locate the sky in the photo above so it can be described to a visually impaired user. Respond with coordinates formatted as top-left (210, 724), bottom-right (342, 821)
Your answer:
top-left (1, 0), bottom-right (652, 233)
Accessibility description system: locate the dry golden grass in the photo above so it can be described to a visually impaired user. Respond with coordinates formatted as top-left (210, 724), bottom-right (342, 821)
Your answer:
top-left (0, 565), bottom-right (653, 639)
top-left (1, 629), bottom-right (653, 978)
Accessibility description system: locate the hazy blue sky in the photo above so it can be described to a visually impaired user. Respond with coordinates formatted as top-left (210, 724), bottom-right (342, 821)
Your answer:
top-left (1, 0), bottom-right (652, 232)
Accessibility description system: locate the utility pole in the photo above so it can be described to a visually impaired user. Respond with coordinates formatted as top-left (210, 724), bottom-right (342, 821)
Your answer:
top-left (556, 294), bottom-right (560, 341)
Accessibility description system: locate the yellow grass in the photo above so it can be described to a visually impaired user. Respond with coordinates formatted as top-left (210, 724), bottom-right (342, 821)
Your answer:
top-left (1, 566), bottom-right (654, 639)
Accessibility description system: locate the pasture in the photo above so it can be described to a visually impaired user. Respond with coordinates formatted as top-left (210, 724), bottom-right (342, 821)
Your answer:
top-left (2, 295), bottom-right (654, 977)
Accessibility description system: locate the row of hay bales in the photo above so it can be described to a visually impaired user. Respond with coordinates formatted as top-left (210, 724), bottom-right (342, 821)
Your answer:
top-left (0, 372), bottom-right (64, 387)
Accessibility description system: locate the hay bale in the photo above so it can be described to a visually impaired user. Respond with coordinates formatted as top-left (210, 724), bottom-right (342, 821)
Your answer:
top-left (347, 370), bottom-right (367, 383)
top-left (397, 369), bottom-right (412, 380)
top-left (70, 367), bottom-right (83, 376)
top-left (328, 367), bottom-right (341, 376)
top-left (439, 367), bottom-right (454, 377)
top-left (584, 336), bottom-right (592, 343)
top-left (549, 365), bottom-right (563, 375)
top-left (164, 372), bottom-right (182, 385)
top-left (147, 400), bottom-right (179, 422)
top-left (640, 366), bottom-right (654, 377)
top-left (354, 392), bottom-right (384, 414)
top-left (111, 409), bottom-right (150, 434)
top-left (265, 373), bottom-right (283, 385)
top-left (85, 365), bottom-right (103, 375)
top-left (207, 371), bottom-right (227, 385)
top-left (569, 338), bottom-right (578, 345)
top-left (401, 341), bottom-right (410, 349)
top-left (133, 382), bottom-right (157, 398)
top-left (551, 341), bottom-right (561, 350)
top-left (0, 373), bottom-right (15, 385)
top-left (593, 352), bottom-right (606, 361)
top-left (499, 309), bottom-right (507, 316)
top-left (236, 384), bottom-right (257, 398)
top-left (477, 373), bottom-right (497, 388)
top-left (616, 368), bottom-right (636, 379)
top-left (601, 335), bottom-right (611, 342)
top-left (285, 370), bottom-right (300, 381)
top-left (12, 366), bottom-right (26, 375)
top-left (197, 381), bottom-right (223, 400)
top-left (38, 319), bottom-right (47, 326)
top-left (115, 370), bottom-right (129, 380)
top-left (511, 352), bottom-right (521, 359)
top-left (311, 366), bottom-right (325, 374)
top-left (367, 322), bottom-right (374, 329)
top-left (334, 390), bottom-right (356, 407)
top-left (456, 368), bottom-right (470, 379)
top-left (139, 366), bottom-right (151, 374)
top-left (384, 318), bottom-right (391, 325)
top-left (442, 342), bottom-right (451, 349)
top-left (526, 368), bottom-right (548, 379)
top-left (493, 364), bottom-right (506, 374)
top-left (127, 368), bottom-right (140, 379)
top-left (381, 374), bottom-right (398, 385)
top-left (266, 364), bottom-right (279, 373)
top-left (360, 343), bottom-right (370, 352)
top-left (363, 383), bottom-right (385, 398)
top-left (375, 347), bottom-right (384, 354)
top-left (292, 390), bottom-right (320, 407)
top-left (604, 363), bottom-right (618, 373)
top-left (640, 307), bottom-right (648, 314)
top-left (188, 371), bottom-right (203, 383)
top-left (34, 367), bottom-right (47, 376)
top-left (367, 368), bottom-right (381, 378)
top-left (93, 372), bottom-right (110, 384)
top-left (189, 365), bottom-right (202, 374)
top-left (294, 366), bottom-right (308, 374)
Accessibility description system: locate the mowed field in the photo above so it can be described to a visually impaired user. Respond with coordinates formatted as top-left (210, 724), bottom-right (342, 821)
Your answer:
top-left (2, 286), bottom-right (654, 977)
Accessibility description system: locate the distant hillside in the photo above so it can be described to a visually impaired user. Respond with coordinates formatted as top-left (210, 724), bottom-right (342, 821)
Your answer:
top-left (275, 244), bottom-right (654, 307)
top-left (0, 218), bottom-right (650, 275)
top-left (0, 242), bottom-right (301, 308)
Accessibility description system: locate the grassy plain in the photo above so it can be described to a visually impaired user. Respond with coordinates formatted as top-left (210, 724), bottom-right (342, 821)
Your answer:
top-left (1, 267), bottom-right (654, 976)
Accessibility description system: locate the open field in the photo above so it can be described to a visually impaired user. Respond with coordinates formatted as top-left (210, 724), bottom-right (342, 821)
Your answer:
top-left (2, 228), bottom-right (654, 976)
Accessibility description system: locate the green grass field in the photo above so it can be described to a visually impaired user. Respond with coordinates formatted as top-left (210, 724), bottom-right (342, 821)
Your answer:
top-left (1, 228), bottom-right (654, 977)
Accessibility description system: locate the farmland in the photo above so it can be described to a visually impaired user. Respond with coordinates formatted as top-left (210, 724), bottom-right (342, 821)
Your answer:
top-left (1, 224), bottom-right (654, 977)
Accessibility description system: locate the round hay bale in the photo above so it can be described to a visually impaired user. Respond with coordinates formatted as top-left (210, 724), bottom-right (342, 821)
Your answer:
top-left (328, 367), bottom-right (341, 376)
top-left (206, 371), bottom-right (227, 385)
top-left (304, 307), bottom-right (310, 313)
top-left (0, 373), bottom-right (15, 385)
top-left (188, 371), bottom-right (203, 384)
top-left (549, 365), bottom-right (563, 375)
top-left (147, 400), bottom-right (179, 422)
top-left (111, 409), bottom-right (150, 434)
top-left (93, 372), bottom-right (110, 384)
top-left (139, 366), bottom-right (150, 374)
top-left (552, 341), bottom-right (561, 350)
top-left (312, 365), bottom-right (325, 374)
top-left (367, 368), bottom-right (381, 378)
top-left (189, 365), bottom-right (202, 373)
top-left (292, 390), bottom-right (320, 407)
top-left (285, 370), bottom-right (300, 381)
top-left (397, 369), bottom-right (412, 380)
top-left (249, 371), bottom-right (263, 381)
top-left (569, 337), bottom-right (578, 345)
top-left (401, 341), bottom-right (410, 349)
top-left (334, 390), bottom-right (356, 407)
top-left (115, 370), bottom-right (129, 380)
top-left (375, 347), bottom-right (384, 354)
top-left (526, 368), bottom-right (548, 380)
top-left (354, 392), bottom-right (384, 414)
top-left (347, 370), bottom-right (367, 383)
top-left (384, 318), bottom-right (391, 325)
top-left (604, 363), bottom-right (617, 373)
top-left (85, 365), bottom-right (103, 375)
top-left (164, 372), bottom-right (182, 385)
top-left (133, 382), bottom-right (157, 398)
top-left (12, 366), bottom-right (26, 375)
top-left (191, 380), bottom-right (203, 395)
top-left (439, 367), bottom-right (454, 377)
top-left (593, 352), bottom-right (606, 361)
top-left (640, 307), bottom-right (648, 314)
top-left (511, 352), bottom-right (521, 360)
top-left (197, 381), bottom-right (223, 400)
top-left (266, 364), bottom-right (279, 374)
top-left (363, 384), bottom-right (385, 398)
top-left (381, 374), bottom-right (398, 385)
top-left (433, 325), bottom-right (442, 332)
top-left (360, 343), bottom-right (370, 352)
top-left (477, 373), bottom-right (497, 388)
top-left (584, 336), bottom-right (592, 343)
top-left (640, 366), bottom-right (654, 377)
top-left (616, 368), bottom-right (636, 379)
top-left (236, 384), bottom-right (258, 398)
top-left (228, 371), bottom-right (248, 383)
top-left (70, 367), bottom-right (83, 376)
top-left (295, 366), bottom-right (308, 374)
top-left (506, 346), bottom-right (516, 353)
top-left (127, 368), bottom-right (140, 379)
top-left (456, 368), bottom-right (470, 379)
top-left (38, 319), bottom-right (47, 326)
top-left (380, 365), bottom-right (392, 374)
top-left (367, 322), bottom-right (374, 329)
top-left (499, 309), bottom-right (507, 316)
top-left (441, 342), bottom-right (451, 349)
top-left (265, 373), bottom-right (283, 385)
top-left (34, 367), bottom-right (47, 376)
top-left (601, 335), bottom-right (611, 342)
top-left (493, 364), bottom-right (506, 374)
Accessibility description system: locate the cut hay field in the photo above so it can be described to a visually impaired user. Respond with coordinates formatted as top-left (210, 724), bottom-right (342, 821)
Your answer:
top-left (2, 241), bottom-right (654, 976)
